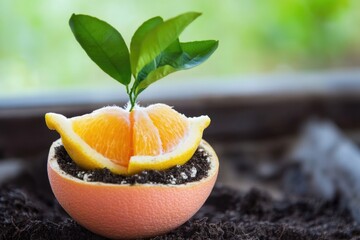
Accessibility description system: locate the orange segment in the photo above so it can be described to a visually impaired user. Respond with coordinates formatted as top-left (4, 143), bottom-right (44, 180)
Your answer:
top-left (72, 107), bottom-right (131, 167)
top-left (128, 116), bottom-right (210, 174)
top-left (132, 109), bottom-right (162, 156)
top-left (45, 112), bottom-right (128, 174)
top-left (146, 104), bottom-right (189, 153)
top-left (45, 103), bottom-right (211, 174)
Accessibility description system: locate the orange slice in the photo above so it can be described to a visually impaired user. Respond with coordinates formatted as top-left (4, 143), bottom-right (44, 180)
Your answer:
top-left (72, 107), bottom-right (131, 167)
top-left (132, 108), bottom-right (162, 157)
top-left (146, 104), bottom-right (188, 152)
top-left (45, 103), bottom-right (210, 174)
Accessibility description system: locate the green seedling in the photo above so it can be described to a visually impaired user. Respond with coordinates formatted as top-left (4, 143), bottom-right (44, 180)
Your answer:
top-left (69, 12), bottom-right (218, 111)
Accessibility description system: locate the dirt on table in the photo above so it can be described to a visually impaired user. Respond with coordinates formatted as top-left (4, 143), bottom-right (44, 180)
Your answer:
top-left (1, 165), bottom-right (360, 240)
top-left (2, 124), bottom-right (360, 240)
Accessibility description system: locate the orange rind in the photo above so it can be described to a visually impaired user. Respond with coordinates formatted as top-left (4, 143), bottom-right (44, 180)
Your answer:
top-left (48, 139), bottom-right (219, 239)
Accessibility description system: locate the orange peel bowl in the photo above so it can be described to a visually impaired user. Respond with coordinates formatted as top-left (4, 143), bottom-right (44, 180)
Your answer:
top-left (48, 139), bottom-right (219, 239)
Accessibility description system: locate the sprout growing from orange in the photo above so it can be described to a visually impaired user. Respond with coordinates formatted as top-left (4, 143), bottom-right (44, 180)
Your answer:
top-left (45, 11), bottom-right (219, 239)
top-left (69, 12), bottom-right (218, 111)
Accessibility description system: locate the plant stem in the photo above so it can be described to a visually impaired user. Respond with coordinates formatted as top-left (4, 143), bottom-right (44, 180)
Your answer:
top-left (128, 77), bottom-right (140, 112)
top-left (129, 101), bottom-right (135, 111)
top-left (128, 87), bottom-right (135, 111)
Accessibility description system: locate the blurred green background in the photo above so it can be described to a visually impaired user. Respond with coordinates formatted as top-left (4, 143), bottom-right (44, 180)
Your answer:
top-left (1, 0), bottom-right (360, 98)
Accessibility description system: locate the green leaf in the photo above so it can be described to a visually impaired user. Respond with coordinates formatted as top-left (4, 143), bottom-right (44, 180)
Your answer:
top-left (135, 38), bottom-right (182, 83)
top-left (132, 12), bottom-right (201, 77)
top-left (136, 65), bottom-right (176, 95)
top-left (69, 14), bottom-right (131, 85)
top-left (130, 16), bottom-right (163, 77)
top-left (178, 40), bottom-right (219, 69)
top-left (135, 40), bottom-right (218, 95)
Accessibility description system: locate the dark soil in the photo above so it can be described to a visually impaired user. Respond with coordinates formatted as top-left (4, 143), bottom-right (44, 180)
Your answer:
top-left (1, 169), bottom-right (360, 240)
top-left (0, 180), bottom-right (360, 240)
top-left (2, 133), bottom-right (360, 240)
top-left (55, 145), bottom-right (211, 185)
